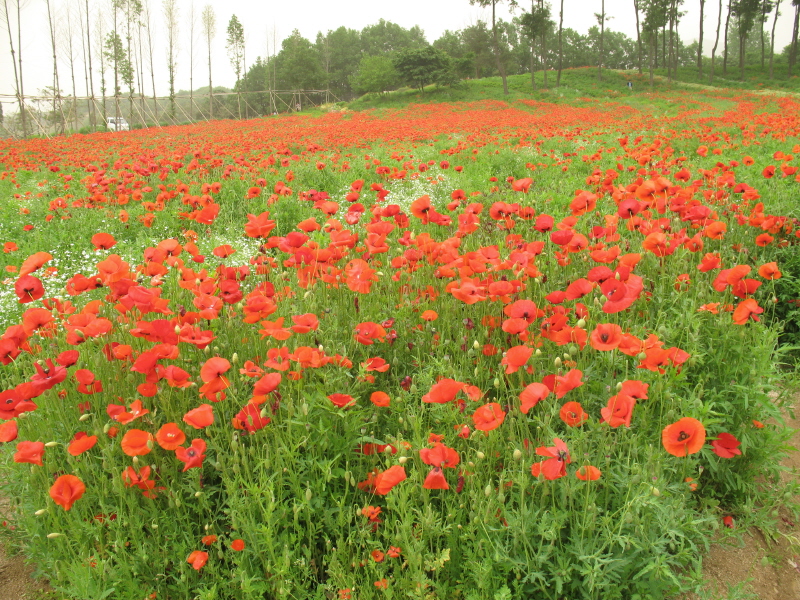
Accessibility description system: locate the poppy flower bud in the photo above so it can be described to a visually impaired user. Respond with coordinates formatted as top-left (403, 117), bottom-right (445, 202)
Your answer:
top-left (174, 325), bottom-right (182, 334)
top-left (46, 532), bottom-right (62, 539)
top-left (399, 456), bottom-right (408, 464)
top-left (35, 509), bottom-right (47, 516)
top-left (569, 345), bottom-right (578, 356)
top-left (45, 441), bottom-right (59, 447)
top-left (636, 352), bottom-right (647, 361)
top-left (259, 408), bottom-right (268, 419)
top-left (474, 367), bottom-right (479, 377)
top-left (305, 488), bottom-right (313, 502)
top-left (593, 297), bottom-right (601, 306)
top-left (304, 291), bottom-right (312, 299)
top-left (146, 439), bottom-right (154, 450)
top-left (484, 484), bottom-right (492, 497)
top-left (651, 487), bottom-right (660, 497)
top-left (301, 403), bottom-right (308, 416)
top-left (535, 349), bottom-right (542, 356)
top-left (772, 296), bottom-right (778, 304)
top-left (133, 456), bottom-right (139, 465)
top-left (204, 346), bottom-right (210, 354)
top-left (398, 417), bottom-right (403, 424)
top-left (513, 449), bottom-right (522, 461)
top-left (151, 522), bottom-right (158, 529)
top-left (576, 319), bottom-right (586, 328)
top-left (195, 491), bottom-right (203, 497)
top-left (231, 353), bottom-right (238, 364)
top-left (318, 345), bottom-right (324, 352)
top-left (563, 353), bottom-right (570, 360)
top-left (473, 340), bottom-right (480, 349)
top-left (616, 382), bottom-right (623, 392)
top-left (554, 357), bottom-right (562, 369)
top-left (615, 272), bottom-right (621, 280)
top-left (103, 423), bottom-right (111, 433)
top-left (79, 414), bottom-right (91, 422)
top-left (493, 378), bottom-right (500, 388)
top-left (476, 451), bottom-right (485, 460)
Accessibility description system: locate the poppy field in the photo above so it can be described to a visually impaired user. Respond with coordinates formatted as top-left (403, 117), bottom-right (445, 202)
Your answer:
top-left (0, 84), bottom-right (799, 600)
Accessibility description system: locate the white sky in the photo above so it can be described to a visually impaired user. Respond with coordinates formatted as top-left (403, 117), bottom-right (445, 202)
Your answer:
top-left (0, 0), bottom-right (796, 99)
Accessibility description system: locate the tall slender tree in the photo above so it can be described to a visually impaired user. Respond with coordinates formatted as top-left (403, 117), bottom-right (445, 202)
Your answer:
top-left (469, 0), bottom-right (516, 95)
top-left (142, 0), bottom-right (158, 123)
top-left (634, 0), bottom-right (643, 74)
top-left (732, 0), bottom-right (765, 80)
top-left (64, 2), bottom-right (80, 131)
top-left (163, 0), bottom-right (178, 119)
top-left (188, 0), bottom-right (197, 119)
top-left (698, 0), bottom-right (706, 76)
top-left (722, 0), bottom-right (732, 75)
top-left (84, 0), bottom-right (96, 130)
top-left (45, 0), bottom-right (63, 133)
top-left (201, 4), bottom-right (215, 119)
top-left (226, 14), bottom-right (245, 118)
top-left (769, 0), bottom-right (781, 78)
top-left (556, 0), bottom-right (564, 85)
top-left (2, 0), bottom-right (26, 137)
top-left (790, 0), bottom-right (800, 76)
top-left (710, 0), bottom-right (723, 82)
top-left (596, 0), bottom-right (605, 81)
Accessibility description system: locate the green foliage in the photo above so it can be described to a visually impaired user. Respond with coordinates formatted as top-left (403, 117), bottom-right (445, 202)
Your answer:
top-left (393, 46), bottom-right (457, 92)
top-left (352, 56), bottom-right (399, 96)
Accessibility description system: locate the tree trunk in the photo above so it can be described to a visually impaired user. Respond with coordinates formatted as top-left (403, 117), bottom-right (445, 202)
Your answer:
top-left (540, 0), bottom-right (547, 87)
top-left (723, 0), bottom-right (732, 76)
top-left (654, 29), bottom-right (658, 68)
top-left (668, 0), bottom-right (674, 81)
top-left (66, 5), bottom-right (79, 132)
top-left (698, 0), bottom-right (705, 77)
top-left (598, 0), bottom-right (604, 81)
top-left (760, 0), bottom-right (767, 68)
top-left (14, 0), bottom-right (27, 137)
top-left (557, 0), bottom-right (564, 85)
top-left (634, 0), bottom-right (642, 74)
top-left (711, 0), bottom-right (722, 83)
top-left (491, 0), bottom-right (509, 95)
top-left (2, 0), bottom-right (22, 137)
top-left (85, 0), bottom-right (95, 130)
top-left (208, 36), bottom-right (213, 119)
top-left (770, 0), bottom-right (781, 78)
top-left (46, 0), bottom-right (62, 134)
top-left (649, 31), bottom-right (654, 87)
top-left (791, 3), bottom-right (800, 77)
top-left (740, 28), bottom-right (746, 81)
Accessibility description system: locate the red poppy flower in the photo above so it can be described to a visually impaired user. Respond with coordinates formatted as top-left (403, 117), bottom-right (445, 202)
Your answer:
top-left (732, 298), bottom-right (763, 325)
top-left (232, 403), bottom-right (271, 433)
top-left (575, 465), bottom-right (601, 481)
top-left (552, 369), bottom-right (583, 399)
top-left (202, 535), bottom-right (218, 545)
top-left (230, 539), bottom-right (245, 551)
top-left (328, 393), bottom-right (356, 409)
top-left (600, 394), bottom-right (636, 428)
top-left (711, 433), bottom-right (742, 458)
top-left (422, 378), bottom-right (465, 404)
top-left (187, 550), bottom-right (209, 570)
top-left (519, 382), bottom-right (549, 414)
top-left (0, 420), bottom-right (18, 442)
top-left (589, 323), bottom-right (623, 351)
top-left (423, 467), bottom-right (449, 490)
top-left (91, 233), bottom-right (117, 250)
top-left (67, 432), bottom-right (98, 456)
top-left (559, 401), bottom-right (588, 427)
top-left (49, 474), bottom-right (86, 511)
top-left (373, 465), bottom-right (407, 495)
top-left (14, 275), bottom-right (45, 304)
top-left (472, 402), bottom-right (506, 432)
top-left (155, 423), bottom-right (186, 451)
top-left (662, 417), bottom-right (706, 457)
top-left (420, 442), bottom-right (460, 468)
top-left (120, 429), bottom-right (154, 456)
top-left (183, 404), bottom-right (214, 429)
top-left (500, 346), bottom-right (533, 374)
top-left (531, 438), bottom-right (570, 480)
top-left (14, 440), bottom-right (44, 465)
top-left (370, 391), bottom-right (390, 407)
top-left (175, 439), bottom-right (207, 471)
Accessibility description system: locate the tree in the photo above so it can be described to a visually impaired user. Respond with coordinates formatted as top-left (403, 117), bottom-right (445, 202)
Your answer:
top-left (274, 30), bottom-right (326, 91)
top-left (360, 19), bottom-right (427, 55)
top-left (789, 0), bottom-right (799, 76)
top-left (393, 45), bottom-right (455, 92)
top-left (698, 0), bottom-right (706, 75)
top-left (104, 30), bottom-right (133, 116)
top-left (710, 0), bottom-right (723, 81)
top-left (226, 15), bottom-right (245, 117)
top-left (352, 55), bottom-right (399, 95)
top-left (732, 0), bottom-right (766, 80)
top-left (769, 0), bottom-right (781, 78)
top-left (461, 21), bottom-right (495, 79)
top-left (634, 0), bottom-right (643, 74)
top-left (470, 0), bottom-right (517, 95)
top-left (521, 1), bottom-right (552, 90)
top-left (2, 0), bottom-right (26, 137)
top-left (642, 0), bottom-right (670, 86)
top-left (188, 1), bottom-right (197, 118)
top-left (163, 0), bottom-right (178, 119)
top-left (723, 0), bottom-right (732, 75)
top-left (596, 0), bottom-right (607, 81)
top-left (316, 27), bottom-right (361, 99)
top-left (201, 4), bottom-right (215, 119)
top-left (557, 0), bottom-right (565, 84)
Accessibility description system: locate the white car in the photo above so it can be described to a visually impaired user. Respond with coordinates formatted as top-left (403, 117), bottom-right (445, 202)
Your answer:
top-left (106, 117), bottom-right (129, 131)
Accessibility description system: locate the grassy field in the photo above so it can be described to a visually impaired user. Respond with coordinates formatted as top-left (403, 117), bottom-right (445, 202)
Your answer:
top-left (0, 70), bottom-right (798, 600)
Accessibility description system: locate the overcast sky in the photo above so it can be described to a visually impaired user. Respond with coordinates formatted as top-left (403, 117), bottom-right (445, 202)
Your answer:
top-left (0, 0), bottom-right (796, 101)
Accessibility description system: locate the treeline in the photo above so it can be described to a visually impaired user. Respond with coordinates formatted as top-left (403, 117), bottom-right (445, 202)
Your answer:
top-left (2, 0), bottom-right (799, 137)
